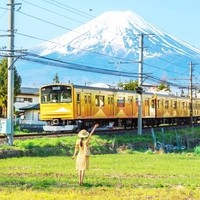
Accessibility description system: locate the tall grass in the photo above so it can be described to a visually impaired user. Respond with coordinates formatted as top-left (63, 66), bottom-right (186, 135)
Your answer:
top-left (0, 153), bottom-right (200, 199)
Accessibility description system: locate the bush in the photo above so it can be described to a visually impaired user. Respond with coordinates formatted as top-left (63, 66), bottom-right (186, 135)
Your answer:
top-left (194, 146), bottom-right (200, 155)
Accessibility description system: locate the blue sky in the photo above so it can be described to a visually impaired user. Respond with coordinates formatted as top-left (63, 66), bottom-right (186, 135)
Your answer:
top-left (0, 0), bottom-right (200, 50)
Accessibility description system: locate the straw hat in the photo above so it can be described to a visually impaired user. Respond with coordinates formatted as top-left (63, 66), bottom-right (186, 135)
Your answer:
top-left (78, 129), bottom-right (89, 138)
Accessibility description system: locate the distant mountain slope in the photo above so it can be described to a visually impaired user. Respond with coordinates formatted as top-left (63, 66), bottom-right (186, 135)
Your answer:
top-left (18, 11), bottom-right (200, 88)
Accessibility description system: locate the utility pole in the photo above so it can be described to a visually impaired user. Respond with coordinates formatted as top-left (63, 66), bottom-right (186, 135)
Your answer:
top-left (189, 62), bottom-right (193, 127)
top-left (189, 61), bottom-right (198, 127)
top-left (137, 33), bottom-right (154, 135)
top-left (137, 33), bottom-right (144, 135)
top-left (7, 0), bottom-right (15, 145)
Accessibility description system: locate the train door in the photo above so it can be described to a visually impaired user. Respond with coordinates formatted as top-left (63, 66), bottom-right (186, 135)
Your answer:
top-left (158, 99), bottom-right (164, 117)
top-left (108, 95), bottom-right (114, 116)
top-left (84, 93), bottom-right (92, 117)
top-left (144, 98), bottom-right (150, 116)
top-left (127, 96), bottom-right (133, 116)
top-left (150, 95), bottom-right (156, 117)
top-left (76, 93), bottom-right (81, 117)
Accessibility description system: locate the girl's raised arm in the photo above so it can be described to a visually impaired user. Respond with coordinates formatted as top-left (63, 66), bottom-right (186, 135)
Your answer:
top-left (86, 124), bottom-right (99, 143)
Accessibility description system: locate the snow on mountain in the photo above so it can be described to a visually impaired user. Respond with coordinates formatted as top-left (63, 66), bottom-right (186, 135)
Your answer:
top-left (18, 10), bottom-right (200, 88)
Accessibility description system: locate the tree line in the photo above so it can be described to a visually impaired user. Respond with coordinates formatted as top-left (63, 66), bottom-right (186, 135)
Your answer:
top-left (0, 58), bottom-right (21, 117)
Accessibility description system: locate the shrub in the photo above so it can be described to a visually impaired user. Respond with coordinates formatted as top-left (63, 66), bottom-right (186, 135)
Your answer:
top-left (194, 146), bottom-right (200, 155)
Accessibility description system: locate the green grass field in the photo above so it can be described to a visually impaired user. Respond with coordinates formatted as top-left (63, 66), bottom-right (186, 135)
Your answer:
top-left (0, 153), bottom-right (200, 199)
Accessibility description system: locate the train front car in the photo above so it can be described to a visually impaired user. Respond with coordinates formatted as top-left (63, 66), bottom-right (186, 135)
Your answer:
top-left (39, 84), bottom-right (76, 132)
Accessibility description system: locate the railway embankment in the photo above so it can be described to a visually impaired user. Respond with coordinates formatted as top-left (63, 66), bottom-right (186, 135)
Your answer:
top-left (0, 127), bottom-right (200, 158)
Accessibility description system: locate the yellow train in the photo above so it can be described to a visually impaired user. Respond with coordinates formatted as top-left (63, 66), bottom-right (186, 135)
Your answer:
top-left (39, 83), bottom-right (200, 131)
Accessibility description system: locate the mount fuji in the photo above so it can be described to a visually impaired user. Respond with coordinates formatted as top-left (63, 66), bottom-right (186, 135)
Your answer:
top-left (18, 10), bottom-right (200, 89)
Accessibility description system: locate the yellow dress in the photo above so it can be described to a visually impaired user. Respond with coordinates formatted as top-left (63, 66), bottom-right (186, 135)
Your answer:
top-left (75, 139), bottom-right (91, 171)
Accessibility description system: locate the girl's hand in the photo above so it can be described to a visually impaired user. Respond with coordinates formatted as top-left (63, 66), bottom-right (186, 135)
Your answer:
top-left (95, 123), bottom-right (99, 128)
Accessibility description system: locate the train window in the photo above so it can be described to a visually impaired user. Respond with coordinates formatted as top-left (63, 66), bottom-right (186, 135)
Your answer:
top-left (95, 95), bottom-right (104, 107)
top-left (147, 99), bottom-right (150, 106)
top-left (151, 99), bottom-right (155, 108)
top-left (117, 97), bottom-right (125, 107)
top-left (84, 95), bottom-right (87, 104)
top-left (160, 99), bottom-right (164, 108)
top-left (41, 85), bottom-right (72, 103)
top-left (165, 100), bottom-right (169, 109)
top-left (111, 97), bottom-right (114, 104)
top-left (182, 102), bottom-right (185, 109)
top-left (173, 101), bottom-right (177, 109)
top-left (128, 97), bottom-right (133, 103)
top-left (88, 95), bottom-right (91, 104)
top-left (135, 97), bottom-right (138, 103)
top-left (52, 93), bottom-right (59, 102)
top-left (108, 97), bottom-right (112, 104)
top-left (61, 92), bottom-right (71, 103)
top-left (157, 100), bottom-right (160, 109)
top-left (77, 93), bottom-right (80, 103)
top-left (179, 101), bottom-right (181, 108)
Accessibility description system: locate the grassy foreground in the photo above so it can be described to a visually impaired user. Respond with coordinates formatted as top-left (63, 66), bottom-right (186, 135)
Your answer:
top-left (0, 153), bottom-right (200, 199)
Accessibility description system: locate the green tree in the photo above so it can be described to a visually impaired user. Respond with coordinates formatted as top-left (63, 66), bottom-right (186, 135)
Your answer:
top-left (157, 82), bottom-right (170, 92)
top-left (53, 73), bottom-right (60, 83)
top-left (0, 58), bottom-right (21, 117)
top-left (118, 79), bottom-right (138, 91)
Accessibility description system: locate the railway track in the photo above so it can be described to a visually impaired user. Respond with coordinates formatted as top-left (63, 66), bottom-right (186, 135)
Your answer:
top-left (0, 123), bottom-right (199, 142)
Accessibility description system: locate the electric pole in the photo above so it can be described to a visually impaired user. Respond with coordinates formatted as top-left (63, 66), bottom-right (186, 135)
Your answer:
top-left (7, 0), bottom-right (15, 145)
top-left (137, 33), bottom-right (144, 135)
top-left (137, 33), bottom-right (154, 135)
top-left (189, 61), bottom-right (198, 127)
top-left (189, 62), bottom-right (193, 127)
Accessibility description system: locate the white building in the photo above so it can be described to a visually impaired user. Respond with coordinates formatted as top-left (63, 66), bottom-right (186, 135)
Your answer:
top-left (15, 87), bottom-right (44, 126)
top-left (15, 87), bottom-right (39, 112)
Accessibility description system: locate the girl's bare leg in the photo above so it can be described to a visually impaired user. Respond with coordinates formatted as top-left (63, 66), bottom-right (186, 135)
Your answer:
top-left (81, 170), bottom-right (85, 185)
top-left (78, 170), bottom-right (82, 185)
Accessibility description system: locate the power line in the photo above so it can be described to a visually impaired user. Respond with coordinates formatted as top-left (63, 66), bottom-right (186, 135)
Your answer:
top-left (21, 51), bottom-right (139, 78)
top-left (21, 0), bottom-right (85, 25)
top-left (17, 10), bottom-right (75, 32)
top-left (15, 31), bottom-right (139, 64)
top-left (42, 0), bottom-right (94, 20)
top-left (0, 48), bottom-right (190, 89)
top-left (143, 62), bottom-right (187, 76)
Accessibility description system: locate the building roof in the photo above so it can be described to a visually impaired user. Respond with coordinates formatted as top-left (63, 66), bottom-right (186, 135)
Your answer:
top-left (19, 103), bottom-right (40, 111)
top-left (20, 87), bottom-right (39, 95)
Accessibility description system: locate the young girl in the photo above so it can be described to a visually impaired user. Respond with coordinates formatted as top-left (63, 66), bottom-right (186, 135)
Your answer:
top-left (72, 123), bottom-right (99, 186)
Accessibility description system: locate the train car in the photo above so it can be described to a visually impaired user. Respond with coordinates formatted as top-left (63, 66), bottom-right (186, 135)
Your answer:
top-left (39, 83), bottom-right (200, 131)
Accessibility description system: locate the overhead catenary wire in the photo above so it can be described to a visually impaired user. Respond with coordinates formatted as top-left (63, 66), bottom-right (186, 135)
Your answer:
top-left (22, 51), bottom-right (140, 78)
top-left (19, 51), bottom-right (187, 88)
top-left (0, 48), bottom-right (194, 89)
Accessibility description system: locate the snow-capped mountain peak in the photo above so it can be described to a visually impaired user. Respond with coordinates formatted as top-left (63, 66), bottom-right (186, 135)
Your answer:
top-left (20, 11), bottom-right (200, 89)
top-left (32, 11), bottom-right (163, 55)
